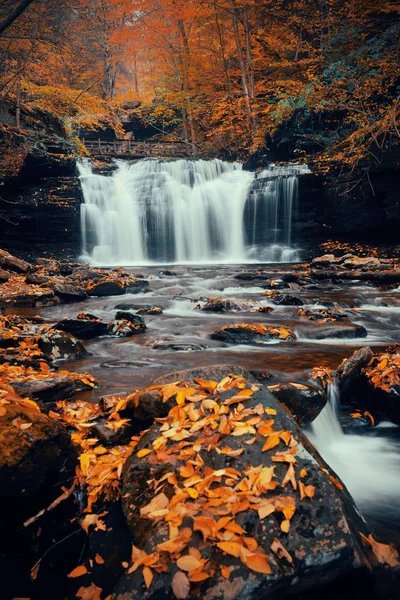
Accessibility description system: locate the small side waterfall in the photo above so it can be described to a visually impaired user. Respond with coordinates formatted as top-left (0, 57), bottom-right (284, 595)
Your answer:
top-left (308, 383), bottom-right (400, 524)
top-left (78, 158), bottom-right (308, 266)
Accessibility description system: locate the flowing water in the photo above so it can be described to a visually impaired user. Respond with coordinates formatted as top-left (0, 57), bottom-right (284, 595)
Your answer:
top-left (309, 383), bottom-right (400, 538)
top-left (78, 159), bottom-right (306, 265)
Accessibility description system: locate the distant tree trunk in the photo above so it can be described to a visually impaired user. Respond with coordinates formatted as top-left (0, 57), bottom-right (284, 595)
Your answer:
top-left (243, 7), bottom-right (254, 100)
top-left (213, 1), bottom-right (232, 96)
top-left (15, 77), bottom-right (21, 129)
top-left (177, 19), bottom-right (197, 157)
top-left (101, 46), bottom-right (116, 101)
top-left (231, 5), bottom-right (255, 136)
top-left (0, 0), bottom-right (36, 36)
top-left (132, 53), bottom-right (139, 94)
top-left (294, 0), bottom-right (306, 61)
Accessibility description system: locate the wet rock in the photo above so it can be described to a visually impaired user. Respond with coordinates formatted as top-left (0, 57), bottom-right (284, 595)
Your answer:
top-left (115, 378), bottom-right (372, 600)
top-left (0, 268), bottom-right (10, 282)
top-left (51, 280), bottom-right (88, 302)
top-left (249, 370), bottom-right (273, 382)
top-left (114, 303), bottom-right (163, 315)
top-left (154, 364), bottom-right (255, 386)
top-left (125, 279), bottom-right (150, 293)
top-left (272, 294), bottom-right (304, 306)
top-left (268, 382), bottom-right (326, 424)
top-left (159, 270), bottom-right (177, 276)
top-left (234, 270), bottom-right (271, 281)
top-left (35, 258), bottom-right (60, 275)
top-left (0, 289), bottom-right (57, 308)
top-left (301, 322), bottom-right (368, 340)
top-left (311, 254), bottom-right (338, 266)
top-left (71, 268), bottom-right (104, 281)
top-left (0, 396), bottom-right (77, 497)
top-left (281, 273), bottom-right (301, 283)
top-left (311, 268), bottom-right (400, 283)
top-left (25, 272), bottom-right (51, 285)
top-left (0, 249), bottom-right (31, 274)
top-left (211, 323), bottom-right (296, 345)
top-left (88, 279), bottom-right (125, 296)
top-left (92, 419), bottom-right (133, 445)
top-left (151, 341), bottom-right (207, 352)
top-left (337, 347), bottom-right (374, 395)
top-left (343, 257), bottom-right (381, 269)
top-left (107, 319), bottom-right (146, 337)
top-left (201, 297), bottom-right (241, 312)
top-left (10, 376), bottom-right (76, 403)
top-left (114, 311), bottom-right (146, 330)
top-left (38, 329), bottom-right (89, 360)
top-left (53, 317), bottom-right (108, 339)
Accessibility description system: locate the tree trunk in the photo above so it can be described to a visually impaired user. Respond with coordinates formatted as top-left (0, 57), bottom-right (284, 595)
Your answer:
top-left (231, 5), bottom-right (255, 136)
top-left (0, 0), bottom-right (36, 36)
top-left (15, 77), bottom-right (21, 130)
top-left (177, 19), bottom-right (197, 157)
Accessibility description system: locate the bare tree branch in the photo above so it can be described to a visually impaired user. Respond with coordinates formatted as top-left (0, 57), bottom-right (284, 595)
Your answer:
top-left (0, 0), bottom-right (37, 36)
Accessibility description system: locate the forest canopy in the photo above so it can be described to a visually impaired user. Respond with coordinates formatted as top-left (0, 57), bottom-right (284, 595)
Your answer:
top-left (0, 0), bottom-right (399, 169)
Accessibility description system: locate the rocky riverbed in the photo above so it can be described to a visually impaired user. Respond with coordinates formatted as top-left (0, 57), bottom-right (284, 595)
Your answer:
top-left (1, 249), bottom-right (400, 600)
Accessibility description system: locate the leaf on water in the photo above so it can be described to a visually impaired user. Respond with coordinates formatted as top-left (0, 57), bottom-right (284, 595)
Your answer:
top-left (95, 553), bottom-right (105, 564)
top-left (67, 565), bottom-right (88, 578)
top-left (363, 411), bottom-right (375, 426)
top-left (172, 571), bottom-right (190, 599)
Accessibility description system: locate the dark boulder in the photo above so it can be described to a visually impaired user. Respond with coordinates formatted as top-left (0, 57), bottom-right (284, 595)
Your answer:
top-left (0, 268), bottom-right (10, 282)
top-left (88, 279), bottom-right (125, 296)
top-left (114, 311), bottom-right (146, 330)
top-left (51, 280), bottom-right (88, 302)
top-left (114, 373), bottom-right (372, 600)
top-left (125, 279), bottom-right (150, 293)
top-left (201, 297), bottom-right (241, 312)
top-left (154, 364), bottom-right (255, 386)
top-left (71, 268), bottom-right (104, 282)
top-left (107, 319), bottom-right (146, 337)
top-left (25, 272), bottom-right (51, 285)
top-left (273, 294), bottom-right (304, 306)
top-left (0, 249), bottom-right (31, 274)
top-left (0, 393), bottom-right (77, 497)
top-left (337, 347), bottom-right (374, 396)
top-left (234, 271), bottom-right (271, 281)
top-left (268, 382), bottom-right (326, 425)
top-left (211, 323), bottom-right (296, 345)
top-left (53, 317), bottom-right (108, 339)
top-left (38, 329), bottom-right (89, 360)
top-left (114, 303), bottom-right (163, 315)
top-left (10, 376), bottom-right (76, 403)
top-left (151, 341), bottom-right (207, 352)
top-left (300, 322), bottom-right (368, 340)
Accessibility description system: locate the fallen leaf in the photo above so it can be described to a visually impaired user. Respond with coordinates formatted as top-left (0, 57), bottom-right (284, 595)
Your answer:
top-left (172, 571), bottom-right (190, 599)
top-left (95, 554), bottom-right (105, 564)
top-left (67, 565), bottom-right (88, 578)
top-left (143, 566), bottom-right (153, 588)
top-left (176, 555), bottom-right (203, 572)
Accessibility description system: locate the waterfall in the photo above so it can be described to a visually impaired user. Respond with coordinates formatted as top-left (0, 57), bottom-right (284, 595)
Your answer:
top-left (308, 382), bottom-right (400, 524)
top-left (78, 158), bottom-right (307, 266)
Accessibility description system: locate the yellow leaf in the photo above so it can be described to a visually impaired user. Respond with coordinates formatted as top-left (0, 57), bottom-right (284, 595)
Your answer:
top-left (217, 541), bottom-right (241, 558)
top-left (243, 553), bottom-right (272, 574)
top-left (137, 448), bottom-right (153, 458)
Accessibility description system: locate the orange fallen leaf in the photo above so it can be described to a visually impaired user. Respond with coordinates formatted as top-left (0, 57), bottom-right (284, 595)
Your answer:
top-left (137, 448), bottom-right (153, 458)
top-left (221, 565), bottom-right (231, 579)
top-left (176, 555), bottom-right (203, 572)
top-left (262, 433), bottom-right (281, 452)
top-left (67, 565), bottom-right (88, 578)
top-left (143, 566), bottom-right (153, 588)
top-left (363, 411), bottom-right (375, 426)
top-left (217, 541), bottom-right (241, 558)
top-left (95, 554), bottom-right (104, 564)
top-left (243, 553), bottom-right (272, 574)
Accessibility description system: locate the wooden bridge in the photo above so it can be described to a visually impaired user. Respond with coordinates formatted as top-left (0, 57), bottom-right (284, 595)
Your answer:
top-left (82, 138), bottom-right (195, 158)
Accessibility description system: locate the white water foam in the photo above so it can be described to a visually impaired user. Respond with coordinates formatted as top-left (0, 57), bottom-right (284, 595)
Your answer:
top-left (308, 383), bottom-right (400, 522)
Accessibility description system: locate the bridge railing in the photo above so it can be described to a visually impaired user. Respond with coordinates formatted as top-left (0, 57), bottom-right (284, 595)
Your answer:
top-left (82, 138), bottom-right (194, 158)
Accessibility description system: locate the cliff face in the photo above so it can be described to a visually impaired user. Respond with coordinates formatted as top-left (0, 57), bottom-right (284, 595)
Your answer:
top-left (0, 104), bottom-right (83, 256)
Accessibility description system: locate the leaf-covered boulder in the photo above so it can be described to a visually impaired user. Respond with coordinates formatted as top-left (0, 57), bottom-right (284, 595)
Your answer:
top-left (113, 372), bottom-right (372, 600)
top-left (38, 329), bottom-right (89, 360)
top-left (211, 323), bottom-right (296, 345)
top-left (87, 279), bottom-right (126, 297)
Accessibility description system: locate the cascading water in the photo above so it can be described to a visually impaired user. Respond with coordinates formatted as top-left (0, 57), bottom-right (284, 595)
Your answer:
top-left (308, 382), bottom-right (400, 527)
top-left (78, 158), bottom-right (307, 266)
